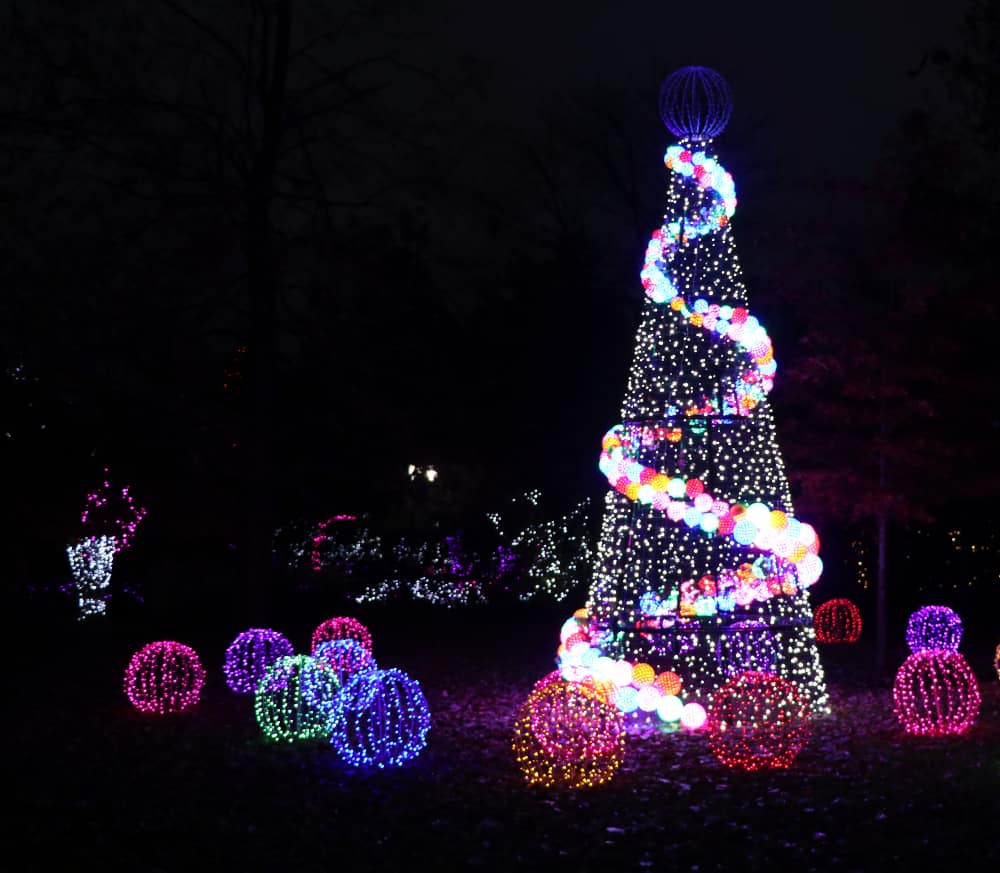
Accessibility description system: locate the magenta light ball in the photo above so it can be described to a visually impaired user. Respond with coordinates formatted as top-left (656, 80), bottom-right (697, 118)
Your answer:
top-left (124, 640), bottom-right (206, 714)
top-left (310, 616), bottom-right (373, 656)
top-left (905, 605), bottom-right (963, 654)
top-left (893, 649), bottom-right (980, 736)
top-left (223, 628), bottom-right (295, 694)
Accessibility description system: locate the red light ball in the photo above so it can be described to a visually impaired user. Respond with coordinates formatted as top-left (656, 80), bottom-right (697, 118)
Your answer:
top-left (813, 598), bottom-right (862, 643)
top-left (310, 616), bottom-right (372, 656)
top-left (707, 671), bottom-right (812, 771)
top-left (124, 641), bottom-right (206, 714)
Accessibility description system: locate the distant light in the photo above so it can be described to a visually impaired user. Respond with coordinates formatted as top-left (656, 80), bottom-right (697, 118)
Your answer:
top-left (425, 467), bottom-right (438, 482)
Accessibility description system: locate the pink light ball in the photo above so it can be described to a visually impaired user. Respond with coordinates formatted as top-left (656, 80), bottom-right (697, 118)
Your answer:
top-left (310, 616), bottom-right (372, 656)
top-left (223, 628), bottom-right (294, 694)
top-left (893, 649), bottom-right (980, 736)
top-left (679, 701), bottom-right (707, 730)
top-left (124, 640), bottom-right (206, 714)
top-left (707, 672), bottom-right (812, 771)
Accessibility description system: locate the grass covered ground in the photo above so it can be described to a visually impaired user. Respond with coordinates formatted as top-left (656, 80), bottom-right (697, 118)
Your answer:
top-left (9, 602), bottom-right (999, 872)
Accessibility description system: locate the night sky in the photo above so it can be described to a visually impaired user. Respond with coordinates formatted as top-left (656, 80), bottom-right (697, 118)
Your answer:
top-left (0, 0), bottom-right (987, 555)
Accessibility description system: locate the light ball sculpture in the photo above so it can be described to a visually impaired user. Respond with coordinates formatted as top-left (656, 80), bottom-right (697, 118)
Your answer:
top-left (512, 680), bottom-right (624, 788)
top-left (223, 628), bottom-right (294, 694)
top-left (124, 640), bottom-right (206, 714)
top-left (707, 672), bottom-right (812, 771)
top-left (905, 605), bottom-right (963, 654)
top-left (329, 668), bottom-right (431, 768)
top-left (310, 616), bottom-right (373, 657)
top-left (814, 598), bottom-right (863, 643)
top-left (658, 65), bottom-right (732, 142)
top-left (254, 655), bottom-right (340, 743)
top-left (893, 650), bottom-right (980, 736)
top-left (313, 638), bottom-right (377, 687)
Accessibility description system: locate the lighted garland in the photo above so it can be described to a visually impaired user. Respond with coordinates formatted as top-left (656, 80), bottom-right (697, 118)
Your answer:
top-left (124, 641), bottom-right (206, 714)
top-left (254, 655), bottom-right (340, 743)
top-left (599, 425), bottom-right (821, 604)
top-left (223, 628), bottom-right (294, 694)
top-left (905, 605), bottom-right (963, 654)
top-left (707, 671), bottom-right (812, 771)
top-left (329, 668), bottom-right (431, 768)
top-left (814, 598), bottom-right (863, 644)
top-left (310, 616), bottom-right (373, 657)
top-left (512, 680), bottom-right (624, 788)
top-left (893, 650), bottom-right (980, 736)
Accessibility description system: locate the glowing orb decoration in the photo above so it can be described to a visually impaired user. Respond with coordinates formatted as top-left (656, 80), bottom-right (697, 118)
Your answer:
top-left (654, 671), bottom-right (683, 696)
top-left (310, 616), bottom-right (373, 657)
top-left (254, 655), bottom-right (340, 743)
top-left (905, 605), bottom-right (963, 654)
top-left (330, 668), bottom-right (431, 768)
top-left (813, 598), bottom-right (863, 643)
top-left (313, 638), bottom-right (377, 687)
top-left (893, 650), bottom-right (980, 736)
top-left (707, 672), bottom-right (812, 771)
top-left (512, 680), bottom-right (624, 788)
top-left (658, 65), bottom-right (733, 141)
top-left (679, 701), bottom-right (708, 731)
top-left (124, 641), bottom-right (206, 714)
top-left (657, 694), bottom-right (683, 722)
top-left (223, 628), bottom-right (294, 694)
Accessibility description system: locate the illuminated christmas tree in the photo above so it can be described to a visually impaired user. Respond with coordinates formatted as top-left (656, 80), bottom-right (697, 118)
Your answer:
top-left (587, 67), bottom-right (828, 711)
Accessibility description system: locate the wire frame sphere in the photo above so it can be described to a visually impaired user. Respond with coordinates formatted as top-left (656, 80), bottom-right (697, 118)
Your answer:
top-left (893, 649), bottom-right (980, 736)
top-left (707, 671), bottom-right (812, 771)
top-left (658, 66), bottom-right (732, 142)
top-left (814, 598), bottom-right (863, 644)
top-left (254, 655), bottom-right (340, 743)
top-left (124, 640), bottom-right (206, 714)
top-left (310, 616), bottom-right (373, 657)
top-left (512, 680), bottom-right (625, 788)
top-left (905, 605), bottom-right (963, 654)
top-left (223, 628), bottom-right (294, 694)
top-left (313, 638), bottom-right (377, 687)
top-left (330, 668), bottom-right (431, 768)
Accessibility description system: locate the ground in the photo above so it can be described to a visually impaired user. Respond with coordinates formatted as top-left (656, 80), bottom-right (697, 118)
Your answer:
top-left (9, 602), bottom-right (999, 872)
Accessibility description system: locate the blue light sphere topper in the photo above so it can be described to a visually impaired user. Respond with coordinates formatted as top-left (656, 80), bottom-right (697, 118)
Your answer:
top-left (658, 66), bottom-right (732, 142)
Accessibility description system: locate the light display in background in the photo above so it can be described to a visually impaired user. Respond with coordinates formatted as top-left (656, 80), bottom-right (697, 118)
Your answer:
top-left (813, 598), bottom-right (863, 644)
top-left (310, 616), bottom-right (373, 658)
top-left (512, 679), bottom-right (625, 788)
top-left (585, 66), bottom-right (828, 714)
top-left (313, 638), bottom-right (377, 688)
top-left (66, 535), bottom-right (116, 619)
top-left (254, 655), bottom-right (340, 743)
top-left (223, 628), bottom-right (295, 694)
top-left (329, 668), bottom-right (431, 768)
top-left (905, 605), bottom-right (963, 654)
top-left (893, 649), bottom-right (980, 736)
top-left (994, 643), bottom-right (1000, 681)
top-left (706, 671), bottom-right (812, 770)
top-left (80, 467), bottom-right (147, 552)
top-left (124, 641), bottom-right (206, 714)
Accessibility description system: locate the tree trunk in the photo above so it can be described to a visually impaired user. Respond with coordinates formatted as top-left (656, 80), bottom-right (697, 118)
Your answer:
top-left (875, 509), bottom-right (887, 673)
top-left (241, 0), bottom-right (292, 624)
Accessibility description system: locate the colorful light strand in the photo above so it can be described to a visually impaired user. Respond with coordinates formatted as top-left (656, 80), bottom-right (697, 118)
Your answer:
top-left (124, 641), bottom-right (205, 714)
top-left (223, 628), bottom-right (294, 694)
top-left (706, 671), bottom-right (812, 770)
top-left (329, 668), bottom-right (431, 768)
top-left (813, 598), bottom-right (863, 644)
top-left (893, 649), bottom-right (980, 736)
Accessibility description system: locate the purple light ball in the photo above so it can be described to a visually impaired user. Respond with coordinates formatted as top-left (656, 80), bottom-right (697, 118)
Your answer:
top-left (223, 628), bottom-right (295, 694)
top-left (905, 605), bottom-right (963, 654)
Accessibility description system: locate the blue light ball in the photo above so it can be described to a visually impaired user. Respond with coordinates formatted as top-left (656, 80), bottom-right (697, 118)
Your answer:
top-left (659, 66), bottom-right (732, 142)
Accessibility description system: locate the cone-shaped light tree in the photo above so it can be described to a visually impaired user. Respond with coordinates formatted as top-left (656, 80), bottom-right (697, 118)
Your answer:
top-left (587, 67), bottom-right (828, 711)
